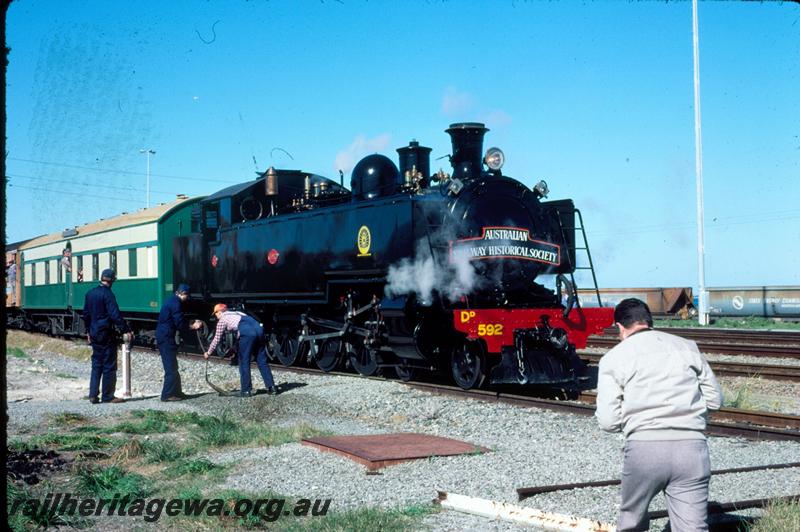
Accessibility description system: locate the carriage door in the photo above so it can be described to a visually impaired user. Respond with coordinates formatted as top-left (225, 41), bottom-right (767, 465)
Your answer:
top-left (63, 242), bottom-right (73, 308)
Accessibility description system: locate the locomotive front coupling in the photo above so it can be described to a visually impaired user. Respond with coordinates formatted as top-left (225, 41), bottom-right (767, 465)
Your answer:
top-left (489, 325), bottom-right (584, 385)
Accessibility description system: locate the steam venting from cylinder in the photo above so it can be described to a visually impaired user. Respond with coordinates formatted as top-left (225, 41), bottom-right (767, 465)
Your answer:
top-left (446, 122), bottom-right (488, 181)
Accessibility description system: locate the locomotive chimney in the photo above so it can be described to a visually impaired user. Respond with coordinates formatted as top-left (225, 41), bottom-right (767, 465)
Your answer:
top-left (397, 139), bottom-right (432, 186)
top-left (445, 122), bottom-right (488, 181)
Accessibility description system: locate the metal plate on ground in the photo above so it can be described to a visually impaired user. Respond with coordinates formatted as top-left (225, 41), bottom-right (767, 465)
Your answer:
top-left (302, 433), bottom-right (489, 470)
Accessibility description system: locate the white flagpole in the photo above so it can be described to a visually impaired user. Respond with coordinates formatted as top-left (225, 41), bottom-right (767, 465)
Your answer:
top-left (692, 0), bottom-right (709, 325)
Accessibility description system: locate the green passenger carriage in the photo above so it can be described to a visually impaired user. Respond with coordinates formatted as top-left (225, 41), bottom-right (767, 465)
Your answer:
top-left (14, 196), bottom-right (202, 342)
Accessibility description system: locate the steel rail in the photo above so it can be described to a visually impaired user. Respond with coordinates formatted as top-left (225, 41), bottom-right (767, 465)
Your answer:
top-left (517, 462), bottom-right (800, 500)
top-left (588, 335), bottom-right (800, 359)
top-left (579, 352), bottom-right (800, 382)
top-left (404, 382), bottom-right (800, 441)
top-left (601, 327), bottom-right (800, 345)
top-left (647, 494), bottom-right (800, 519)
top-left (577, 391), bottom-right (800, 431)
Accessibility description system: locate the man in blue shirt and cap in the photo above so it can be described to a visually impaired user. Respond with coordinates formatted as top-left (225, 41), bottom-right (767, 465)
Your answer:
top-left (82, 268), bottom-right (132, 404)
top-left (156, 283), bottom-right (191, 401)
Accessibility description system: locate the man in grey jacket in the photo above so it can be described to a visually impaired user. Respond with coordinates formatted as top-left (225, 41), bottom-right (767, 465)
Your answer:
top-left (596, 298), bottom-right (723, 532)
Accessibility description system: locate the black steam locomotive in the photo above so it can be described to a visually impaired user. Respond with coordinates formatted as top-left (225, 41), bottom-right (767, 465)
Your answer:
top-left (176, 123), bottom-right (613, 389)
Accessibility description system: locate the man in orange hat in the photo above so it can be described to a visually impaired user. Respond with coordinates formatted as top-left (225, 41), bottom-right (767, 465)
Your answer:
top-left (191, 304), bottom-right (277, 396)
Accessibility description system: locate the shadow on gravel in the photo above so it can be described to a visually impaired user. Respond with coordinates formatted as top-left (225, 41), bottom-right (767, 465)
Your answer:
top-left (273, 382), bottom-right (307, 394)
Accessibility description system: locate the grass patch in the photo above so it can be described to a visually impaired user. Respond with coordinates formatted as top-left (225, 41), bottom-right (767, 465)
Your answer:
top-left (189, 410), bottom-right (323, 449)
top-left (748, 498), bottom-right (800, 531)
top-left (140, 439), bottom-right (193, 464)
top-left (7, 479), bottom-right (81, 530)
top-left (30, 432), bottom-right (115, 451)
top-left (164, 457), bottom-right (220, 476)
top-left (724, 383), bottom-right (756, 410)
top-left (167, 485), bottom-right (436, 531)
top-left (7, 330), bottom-right (92, 360)
top-left (51, 412), bottom-right (89, 426)
top-left (108, 409), bottom-right (172, 434)
top-left (76, 465), bottom-right (149, 500)
top-left (7, 347), bottom-right (31, 360)
top-left (8, 439), bottom-right (38, 452)
top-left (280, 503), bottom-right (438, 531)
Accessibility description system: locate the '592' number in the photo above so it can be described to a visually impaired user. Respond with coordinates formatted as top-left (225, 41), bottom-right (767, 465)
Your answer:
top-left (477, 323), bottom-right (504, 336)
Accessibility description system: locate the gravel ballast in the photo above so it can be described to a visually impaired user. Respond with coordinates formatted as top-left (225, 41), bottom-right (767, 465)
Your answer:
top-left (7, 334), bottom-right (800, 530)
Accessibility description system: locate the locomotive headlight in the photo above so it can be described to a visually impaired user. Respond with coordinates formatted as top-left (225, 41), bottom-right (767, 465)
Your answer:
top-left (533, 180), bottom-right (549, 198)
top-left (483, 147), bottom-right (505, 171)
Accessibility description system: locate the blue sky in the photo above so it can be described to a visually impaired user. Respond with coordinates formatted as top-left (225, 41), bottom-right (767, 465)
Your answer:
top-left (5, 0), bottom-right (799, 290)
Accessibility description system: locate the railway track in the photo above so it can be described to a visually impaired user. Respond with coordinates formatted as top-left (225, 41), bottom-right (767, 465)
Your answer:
top-left (588, 335), bottom-right (800, 359)
top-left (579, 351), bottom-right (800, 382)
top-left (601, 327), bottom-right (800, 345)
top-left (405, 382), bottom-right (800, 441)
top-left (180, 350), bottom-right (800, 441)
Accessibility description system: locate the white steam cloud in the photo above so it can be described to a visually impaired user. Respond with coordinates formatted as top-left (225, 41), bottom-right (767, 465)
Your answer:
top-left (384, 227), bottom-right (484, 302)
top-left (333, 133), bottom-right (392, 175)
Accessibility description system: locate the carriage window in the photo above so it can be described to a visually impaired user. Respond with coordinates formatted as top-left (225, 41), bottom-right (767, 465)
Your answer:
top-left (110, 250), bottom-right (117, 271)
top-left (77, 255), bottom-right (84, 282)
top-left (92, 254), bottom-right (99, 281)
top-left (57, 259), bottom-right (62, 284)
top-left (31, 263), bottom-right (37, 286)
top-left (129, 248), bottom-right (138, 277)
top-left (45, 262), bottom-right (50, 285)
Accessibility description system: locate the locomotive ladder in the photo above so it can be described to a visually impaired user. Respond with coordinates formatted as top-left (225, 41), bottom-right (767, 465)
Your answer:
top-left (556, 208), bottom-right (603, 308)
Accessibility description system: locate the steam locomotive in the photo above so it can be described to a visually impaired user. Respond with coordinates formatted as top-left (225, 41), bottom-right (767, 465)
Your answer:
top-left (177, 122), bottom-right (614, 389)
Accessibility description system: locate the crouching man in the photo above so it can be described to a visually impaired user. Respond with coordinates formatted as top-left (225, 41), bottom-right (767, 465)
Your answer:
top-left (595, 298), bottom-right (723, 532)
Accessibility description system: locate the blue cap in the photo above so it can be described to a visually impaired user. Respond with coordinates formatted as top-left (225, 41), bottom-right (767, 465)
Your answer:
top-left (100, 269), bottom-right (117, 281)
top-left (176, 283), bottom-right (191, 294)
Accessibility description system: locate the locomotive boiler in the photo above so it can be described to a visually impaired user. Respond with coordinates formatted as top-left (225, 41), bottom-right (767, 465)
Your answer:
top-left (175, 123), bottom-right (613, 389)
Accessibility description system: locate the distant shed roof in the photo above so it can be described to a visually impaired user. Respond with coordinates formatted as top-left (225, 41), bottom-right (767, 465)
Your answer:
top-left (20, 197), bottom-right (199, 250)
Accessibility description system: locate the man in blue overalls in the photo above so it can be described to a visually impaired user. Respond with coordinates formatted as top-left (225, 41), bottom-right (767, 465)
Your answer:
top-left (82, 269), bottom-right (132, 404)
top-left (156, 283), bottom-right (191, 401)
top-left (192, 304), bottom-right (278, 397)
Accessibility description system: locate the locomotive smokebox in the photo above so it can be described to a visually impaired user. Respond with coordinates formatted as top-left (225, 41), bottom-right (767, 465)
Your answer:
top-left (397, 140), bottom-right (432, 185)
top-left (446, 122), bottom-right (488, 181)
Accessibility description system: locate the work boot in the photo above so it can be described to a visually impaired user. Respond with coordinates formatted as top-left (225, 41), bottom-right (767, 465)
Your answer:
top-left (267, 386), bottom-right (278, 396)
top-left (106, 397), bottom-right (126, 404)
top-left (238, 390), bottom-right (252, 398)
top-left (89, 396), bottom-right (99, 404)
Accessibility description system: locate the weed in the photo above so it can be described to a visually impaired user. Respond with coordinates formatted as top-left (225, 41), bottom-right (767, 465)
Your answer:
top-left (7, 347), bottom-right (31, 360)
top-left (7, 480), bottom-right (77, 530)
top-left (176, 485), bottom-right (204, 500)
top-left (165, 457), bottom-right (219, 476)
top-left (76, 465), bottom-right (149, 500)
top-left (110, 410), bottom-right (171, 434)
top-left (30, 433), bottom-right (114, 451)
top-left (748, 498), bottom-right (800, 531)
top-left (7, 330), bottom-right (92, 360)
top-left (112, 439), bottom-right (145, 463)
top-left (8, 440), bottom-right (37, 452)
top-left (192, 411), bottom-right (242, 447)
top-left (51, 412), bottom-right (89, 426)
top-left (280, 503), bottom-right (439, 531)
top-left (140, 440), bottom-right (193, 463)
top-left (724, 384), bottom-right (755, 410)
